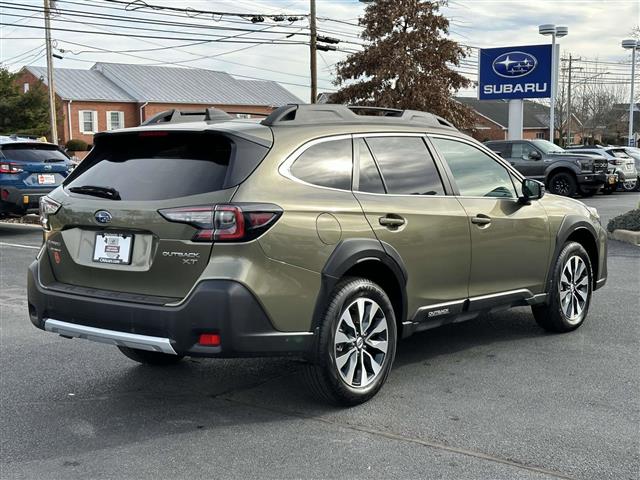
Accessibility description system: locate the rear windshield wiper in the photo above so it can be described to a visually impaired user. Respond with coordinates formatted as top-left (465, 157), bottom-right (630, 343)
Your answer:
top-left (68, 185), bottom-right (121, 200)
top-left (44, 158), bottom-right (65, 163)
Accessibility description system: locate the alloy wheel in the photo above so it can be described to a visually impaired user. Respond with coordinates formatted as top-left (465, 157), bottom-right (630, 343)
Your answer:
top-left (559, 255), bottom-right (589, 324)
top-left (552, 177), bottom-right (570, 196)
top-left (334, 298), bottom-right (389, 388)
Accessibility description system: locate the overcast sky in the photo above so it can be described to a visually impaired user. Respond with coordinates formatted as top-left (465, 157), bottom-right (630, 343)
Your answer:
top-left (1, 0), bottom-right (638, 101)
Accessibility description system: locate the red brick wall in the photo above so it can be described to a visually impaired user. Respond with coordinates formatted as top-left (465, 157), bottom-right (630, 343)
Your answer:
top-left (141, 103), bottom-right (273, 121)
top-left (64, 101), bottom-right (138, 146)
top-left (523, 129), bottom-right (548, 140)
top-left (466, 113), bottom-right (506, 142)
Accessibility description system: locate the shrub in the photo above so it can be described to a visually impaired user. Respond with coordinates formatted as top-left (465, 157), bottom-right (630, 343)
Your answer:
top-left (607, 209), bottom-right (640, 233)
top-left (65, 139), bottom-right (88, 151)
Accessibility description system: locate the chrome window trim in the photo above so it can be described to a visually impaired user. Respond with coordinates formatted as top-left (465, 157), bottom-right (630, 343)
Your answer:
top-left (428, 133), bottom-right (525, 200)
top-left (428, 133), bottom-right (526, 182)
top-left (278, 134), bottom-right (354, 194)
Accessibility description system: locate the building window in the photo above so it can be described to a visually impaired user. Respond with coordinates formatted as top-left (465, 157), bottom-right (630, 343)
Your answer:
top-left (23, 83), bottom-right (30, 93)
top-left (79, 110), bottom-right (98, 134)
top-left (106, 111), bottom-right (124, 130)
top-left (535, 132), bottom-right (545, 139)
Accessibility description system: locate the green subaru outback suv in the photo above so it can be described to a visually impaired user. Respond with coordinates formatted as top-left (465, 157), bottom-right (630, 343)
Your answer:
top-left (28, 105), bottom-right (607, 405)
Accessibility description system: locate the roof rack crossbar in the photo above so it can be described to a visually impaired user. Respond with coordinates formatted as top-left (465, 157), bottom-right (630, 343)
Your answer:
top-left (260, 104), bottom-right (457, 130)
top-left (141, 107), bottom-right (233, 126)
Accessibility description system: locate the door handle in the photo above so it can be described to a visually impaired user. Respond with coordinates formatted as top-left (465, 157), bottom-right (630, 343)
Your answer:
top-left (471, 215), bottom-right (491, 226)
top-left (379, 215), bottom-right (406, 228)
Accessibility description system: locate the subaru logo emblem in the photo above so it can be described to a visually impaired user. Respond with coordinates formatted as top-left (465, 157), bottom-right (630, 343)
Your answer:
top-left (44, 165), bottom-right (52, 171)
top-left (95, 210), bottom-right (112, 224)
top-left (492, 51), bottom-right (537, 78)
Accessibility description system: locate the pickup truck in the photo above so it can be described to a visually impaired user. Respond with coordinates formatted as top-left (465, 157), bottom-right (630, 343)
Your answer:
top-left (485, 139), bottom-right (613, 197)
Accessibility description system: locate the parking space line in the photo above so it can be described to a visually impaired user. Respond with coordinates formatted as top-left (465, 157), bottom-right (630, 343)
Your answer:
top-left (0, 242), bottom-right (40, 250)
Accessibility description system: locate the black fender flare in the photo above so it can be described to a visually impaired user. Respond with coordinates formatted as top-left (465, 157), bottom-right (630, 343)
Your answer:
top-left (310, 238), bottom-right (408, 334)
top-left (545, 215), bottom-right (600, 290)
top-left (544, 163), bottom-right (580, 184)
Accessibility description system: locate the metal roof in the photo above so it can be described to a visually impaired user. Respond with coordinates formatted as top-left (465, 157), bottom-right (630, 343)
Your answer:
top-left (24, 63), bottom-right (303, 106)
top-left (26, 66), bottom-right (136, 102)
top-left (92, 63), bottom-right (302, 105)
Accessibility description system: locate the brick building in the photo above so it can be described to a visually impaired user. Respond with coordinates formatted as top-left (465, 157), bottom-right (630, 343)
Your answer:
top-left (457, 97), bottom-right (582, 144)
top-left (16, 62), bottom-right (303, 146)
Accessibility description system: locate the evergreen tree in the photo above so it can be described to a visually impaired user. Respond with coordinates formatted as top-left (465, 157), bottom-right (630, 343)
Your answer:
top-left (332, 0), bottom-right (473, 129)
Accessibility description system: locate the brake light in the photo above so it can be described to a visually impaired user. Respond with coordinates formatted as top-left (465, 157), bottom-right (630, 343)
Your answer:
top-left (159, 203), bottom-right (281, 243)
top-left (610, 159), bottom-right (624, 166)
top-left (0, 162), bottom-right (23, 174)
top-left (39, 195), bottom-right (61, 230)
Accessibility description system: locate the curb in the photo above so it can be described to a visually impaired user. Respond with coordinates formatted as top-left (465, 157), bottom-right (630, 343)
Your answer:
top-left (0, 214), bottom-right (41, 226)
top-left (608, 229), bottom-right (640, 246)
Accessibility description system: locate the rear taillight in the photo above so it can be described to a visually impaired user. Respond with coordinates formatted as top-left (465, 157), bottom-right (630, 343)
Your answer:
top-left (39, 196), bottom-right (61, 230)
top-left (610, 159), bottom-right (624, 166)
top-left (159, 203), bottom-right (281, 243)
top-left (0, 162), bottom-right (23, 174)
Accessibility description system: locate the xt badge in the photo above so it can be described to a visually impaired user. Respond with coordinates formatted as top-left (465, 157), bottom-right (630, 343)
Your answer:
top-left (162, 251), bottom-right (200, 265)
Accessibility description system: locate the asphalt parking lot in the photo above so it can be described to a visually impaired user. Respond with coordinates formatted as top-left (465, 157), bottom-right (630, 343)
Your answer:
top-left (1, 193), bottom-right (638, 480)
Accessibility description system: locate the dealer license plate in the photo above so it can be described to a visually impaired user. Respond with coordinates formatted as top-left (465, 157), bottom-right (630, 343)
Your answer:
top-left (38, 174), bottom-right (55, 185)
top-left (93, 233), bottom-right (133, 265)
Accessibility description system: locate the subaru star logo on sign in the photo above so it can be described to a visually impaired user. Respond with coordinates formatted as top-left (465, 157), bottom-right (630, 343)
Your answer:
top-left (479, 44), bottom-right (552, 100)
top-left (492, 51), bottom-right (537, 78)
top-left (94, 210), bottom-right (112, 224)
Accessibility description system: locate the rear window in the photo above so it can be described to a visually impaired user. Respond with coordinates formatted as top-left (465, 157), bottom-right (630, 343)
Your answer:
top-left (65, 131), bottom-right (268, 201)
top-left (0, 144), bottom-right (68, 162)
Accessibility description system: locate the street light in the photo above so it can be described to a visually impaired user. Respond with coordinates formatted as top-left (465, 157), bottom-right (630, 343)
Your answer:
top-left (622, 39), bottom-right (639, 147)
top-left (539, 24), bottom-right (568, 143)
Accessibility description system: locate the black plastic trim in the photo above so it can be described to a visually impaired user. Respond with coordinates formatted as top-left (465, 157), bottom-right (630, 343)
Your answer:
top-left (28, 261), bottom-right (313, 358)
top-left (312, 238), bottom-right (408, 333)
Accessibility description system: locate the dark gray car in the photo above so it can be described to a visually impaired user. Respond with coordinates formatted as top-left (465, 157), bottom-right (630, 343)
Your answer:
top-left (485, 139), bottom-right (612, 197)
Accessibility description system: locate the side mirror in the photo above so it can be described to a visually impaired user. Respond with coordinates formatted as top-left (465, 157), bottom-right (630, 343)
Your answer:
top-left (528, 151), bottom-right (542, 160)
top-left (520, 178), bottom-right (545, 203)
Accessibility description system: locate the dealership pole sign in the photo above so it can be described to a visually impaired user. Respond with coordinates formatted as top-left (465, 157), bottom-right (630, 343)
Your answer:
top-left (478, 44), bottom-right (552, 100)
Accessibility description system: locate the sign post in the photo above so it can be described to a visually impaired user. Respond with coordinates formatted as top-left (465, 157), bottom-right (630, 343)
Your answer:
top-left (478, 44), bottom-right (552, 140)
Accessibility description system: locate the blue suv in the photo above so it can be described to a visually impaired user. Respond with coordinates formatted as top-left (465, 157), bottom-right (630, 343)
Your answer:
top-left (0, 137), bottom-right (72, 218)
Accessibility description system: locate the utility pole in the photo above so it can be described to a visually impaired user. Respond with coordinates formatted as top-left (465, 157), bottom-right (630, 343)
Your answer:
top-left (566, 54), bottom-right (572, 146)
top-left (44, 0), bottom-right (58, 144)
top-left (309, 0), bottom-right (317, 104)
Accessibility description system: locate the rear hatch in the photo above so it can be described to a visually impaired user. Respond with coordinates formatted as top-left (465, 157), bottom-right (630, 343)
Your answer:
top-left (0, 143), bottom-right (69, 187)
top-left (45, 128), bottom-right (271, 299)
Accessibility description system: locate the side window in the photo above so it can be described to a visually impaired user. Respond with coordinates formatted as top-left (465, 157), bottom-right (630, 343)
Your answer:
top-left (512, 142), bottom-right (538, 160)
top-left (290, 138), bottom-right (352, 190)
top-left (487, 142), bottom-right (511, 158)
top-left (355, 138), bottom-right (385, 193)
top-left (431, 137), bottom-right (517, 198)
top-left (365, 136), bottom-right (445, 195)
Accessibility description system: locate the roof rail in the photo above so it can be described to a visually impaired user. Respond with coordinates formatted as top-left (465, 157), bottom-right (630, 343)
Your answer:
top-left (141, 107), bottom-right (232, 126)
top-left (260, 104), bottom-right (456, 130)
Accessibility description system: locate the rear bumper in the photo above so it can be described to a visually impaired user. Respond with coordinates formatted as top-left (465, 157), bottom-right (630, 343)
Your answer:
top-left (27, 260), bottom-right (314, 357)
top-left (0, 186), bottom-right (54, 214)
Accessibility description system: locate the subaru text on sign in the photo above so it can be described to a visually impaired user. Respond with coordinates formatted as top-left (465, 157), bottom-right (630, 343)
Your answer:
top-left (478, 44), bottom-right (552, 100)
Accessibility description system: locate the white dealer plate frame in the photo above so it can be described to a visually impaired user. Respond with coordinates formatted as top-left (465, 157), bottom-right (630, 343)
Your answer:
top-left (93, 232), bottom-right (133, 265)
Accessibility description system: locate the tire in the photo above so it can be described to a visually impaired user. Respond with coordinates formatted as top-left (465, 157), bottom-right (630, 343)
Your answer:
top-left (532, 241), bottom-right (593, 333)
top-left (548, 172), bottom-right (577, 197)
top-left (304, 277), bottom-right (397, 406)
top-left (622, 179), bottom-right (638, 192)
top-left (578, 186), bottom-right (598, 197)
top-left (118, 346), bottom-right (185, 365)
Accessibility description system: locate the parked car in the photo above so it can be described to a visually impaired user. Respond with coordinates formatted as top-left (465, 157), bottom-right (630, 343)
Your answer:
top-left (565, 146), bottom-right (638, 192)
top-left (484, 139), bottom-right (613, 197)
top-left (0, 136), bottom-right (72, 218)
top-left (28, 105), bottom-right (608, 405)
top-left (618, 147), bottom-right (640, 191)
